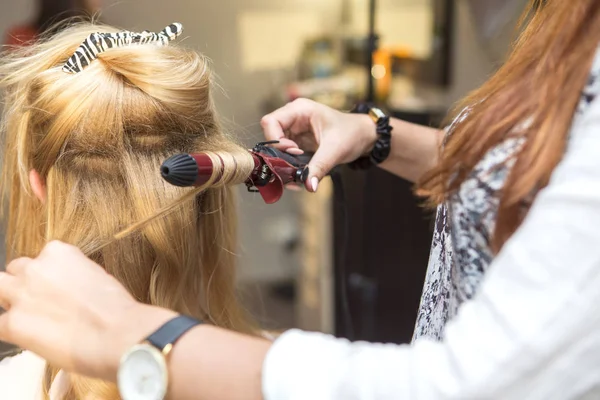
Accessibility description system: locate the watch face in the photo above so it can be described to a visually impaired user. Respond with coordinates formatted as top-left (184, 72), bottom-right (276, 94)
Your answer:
top-left (118, 344), bottom-right (168, 400)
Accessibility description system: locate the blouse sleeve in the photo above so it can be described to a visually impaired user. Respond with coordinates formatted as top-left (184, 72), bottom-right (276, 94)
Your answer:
top-left (0, 351), bottom-right (46, 399)
top-left (262, 97), bottom-right (600, 400)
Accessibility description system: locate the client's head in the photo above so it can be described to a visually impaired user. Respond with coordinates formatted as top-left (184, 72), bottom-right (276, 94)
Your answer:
top-left (0, 22), bottom-right (255, 398)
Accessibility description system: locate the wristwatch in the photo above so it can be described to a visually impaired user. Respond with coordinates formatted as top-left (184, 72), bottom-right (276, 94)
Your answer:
top-left (349, 103), bottom-right (393, 169)
top-left (117, 315), bottom-right (201, 400)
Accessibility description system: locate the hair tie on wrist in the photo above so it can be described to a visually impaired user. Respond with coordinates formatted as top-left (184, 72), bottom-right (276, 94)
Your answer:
top-left (62, 23), bottom-right (184, 74)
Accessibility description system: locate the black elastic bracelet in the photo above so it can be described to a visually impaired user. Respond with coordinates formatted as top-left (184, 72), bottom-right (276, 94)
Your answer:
top-left (348, 103), bottom-right (393, 170)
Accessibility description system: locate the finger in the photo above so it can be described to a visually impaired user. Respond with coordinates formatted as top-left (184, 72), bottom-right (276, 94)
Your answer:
top-left (0, 272), bottom-right (18, 308)
top-left (0, 313), bottom-right (12, 343)
top-left (306, 150), bottom-right (335, 192)
top-left (6, 257), bottom-right (32, 276)
top-left (0, 311), bottom-right (22, 347)
top-left (261, 112), bottom-right (293, 143)
top-left (285, 147), bottom-right (304, 155)
top-left (39, 240), bottom-right (76, 259)
top-left (260, 99), bottom-right (313, 142)
top-left (285, 183), bottom-right (302, 192)
top-left (277, 138), bottom-right (300, 150)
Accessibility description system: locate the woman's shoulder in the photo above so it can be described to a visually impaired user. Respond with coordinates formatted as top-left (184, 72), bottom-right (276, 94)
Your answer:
top-left (0, 350), bottom-right (47, 399)
top-left (4, 25), bottom-right (37, 46)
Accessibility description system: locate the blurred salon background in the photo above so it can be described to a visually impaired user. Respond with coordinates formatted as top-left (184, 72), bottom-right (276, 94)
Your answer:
top-left (0, 0), bottom-right (528, 353)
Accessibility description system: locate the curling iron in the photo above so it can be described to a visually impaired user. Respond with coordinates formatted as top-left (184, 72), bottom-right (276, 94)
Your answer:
top-left (160, 141), bottom-right (312, 204)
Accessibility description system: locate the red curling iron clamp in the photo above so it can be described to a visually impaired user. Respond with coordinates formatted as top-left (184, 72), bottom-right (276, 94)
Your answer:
top-left (160, 141), bottom-right (312, 204)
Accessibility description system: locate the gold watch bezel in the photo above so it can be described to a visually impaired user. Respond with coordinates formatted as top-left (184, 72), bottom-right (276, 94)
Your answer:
top-left (117, 342), bottom-right (169, 400)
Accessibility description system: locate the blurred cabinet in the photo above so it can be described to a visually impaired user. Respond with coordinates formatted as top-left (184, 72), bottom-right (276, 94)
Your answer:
top-left (332, 109), bottom-right (442, 344)
top-left (296, 179), bottom-right (335, 334)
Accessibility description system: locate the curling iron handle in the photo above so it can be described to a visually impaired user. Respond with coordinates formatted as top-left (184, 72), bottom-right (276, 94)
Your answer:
top-left (257, 146), bottom-right (313, 168)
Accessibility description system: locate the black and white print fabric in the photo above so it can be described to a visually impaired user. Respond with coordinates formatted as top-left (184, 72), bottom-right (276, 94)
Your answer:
top-left (412, 46), bottom-right (600, 342)
top-left (63, 23), bottom-right (183, 74)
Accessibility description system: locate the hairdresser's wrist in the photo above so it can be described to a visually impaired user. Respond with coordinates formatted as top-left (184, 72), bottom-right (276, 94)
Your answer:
top-left (355, 113), bottom-right (378, 157)
top-left (102, 302), bottom-right (178, 382)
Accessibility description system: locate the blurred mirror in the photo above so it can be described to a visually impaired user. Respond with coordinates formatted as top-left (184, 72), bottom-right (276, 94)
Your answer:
top-left (466, 0), bottom-right (530, 62)
top-left (344, 0), bottom-right (435, 59)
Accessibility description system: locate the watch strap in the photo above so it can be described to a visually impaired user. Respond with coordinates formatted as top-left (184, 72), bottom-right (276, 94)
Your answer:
top-left (146, 315), bottom-right (202, 352)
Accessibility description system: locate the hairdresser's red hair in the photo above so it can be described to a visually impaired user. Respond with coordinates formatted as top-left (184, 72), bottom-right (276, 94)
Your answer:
top-left (417, 0), bottom-right (600, 252)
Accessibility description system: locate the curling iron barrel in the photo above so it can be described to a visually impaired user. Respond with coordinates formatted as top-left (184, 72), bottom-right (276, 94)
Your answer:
top-left (160, 141), bottom-right (311, 204)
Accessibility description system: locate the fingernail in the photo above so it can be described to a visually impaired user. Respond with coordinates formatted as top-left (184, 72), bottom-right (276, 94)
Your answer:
top-left (286, 148), bottom-right (304, 155)
top-left (311, 177), bottom-right (319, 192)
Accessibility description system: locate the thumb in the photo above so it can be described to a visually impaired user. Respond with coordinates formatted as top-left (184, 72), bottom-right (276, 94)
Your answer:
top-left (306, 150), bottom-right (334, 193)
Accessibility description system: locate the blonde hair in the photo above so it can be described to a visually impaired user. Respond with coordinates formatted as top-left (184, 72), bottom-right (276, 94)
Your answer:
top-left (0, 22), bottom-right (256, 399)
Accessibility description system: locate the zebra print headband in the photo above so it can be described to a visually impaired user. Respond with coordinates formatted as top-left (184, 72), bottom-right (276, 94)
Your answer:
top-left (62, 23), bottom-right (184, 74)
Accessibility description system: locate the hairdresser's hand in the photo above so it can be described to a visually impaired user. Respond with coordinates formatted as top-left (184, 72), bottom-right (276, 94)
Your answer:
top-left (261, 98), bottom-right (376, 192)
top-left (0, 241), bottom-right (175, 381)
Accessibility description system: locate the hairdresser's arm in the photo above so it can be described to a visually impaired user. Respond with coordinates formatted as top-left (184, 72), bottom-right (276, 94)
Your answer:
top-left (0, 241), bottom-right (270, 400)
top-left (131, 93), bottom-right (600, 399)
top-left (261, 98), bottom-right (443, 188)
top-left (2, 95), bottom-right (600, 399)
top-left (260, 96), bottom-right (600, 398)
top-left (114, 307), bottom-right (271, 400)
top-left (379, 116), bottom-right (443, 182)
